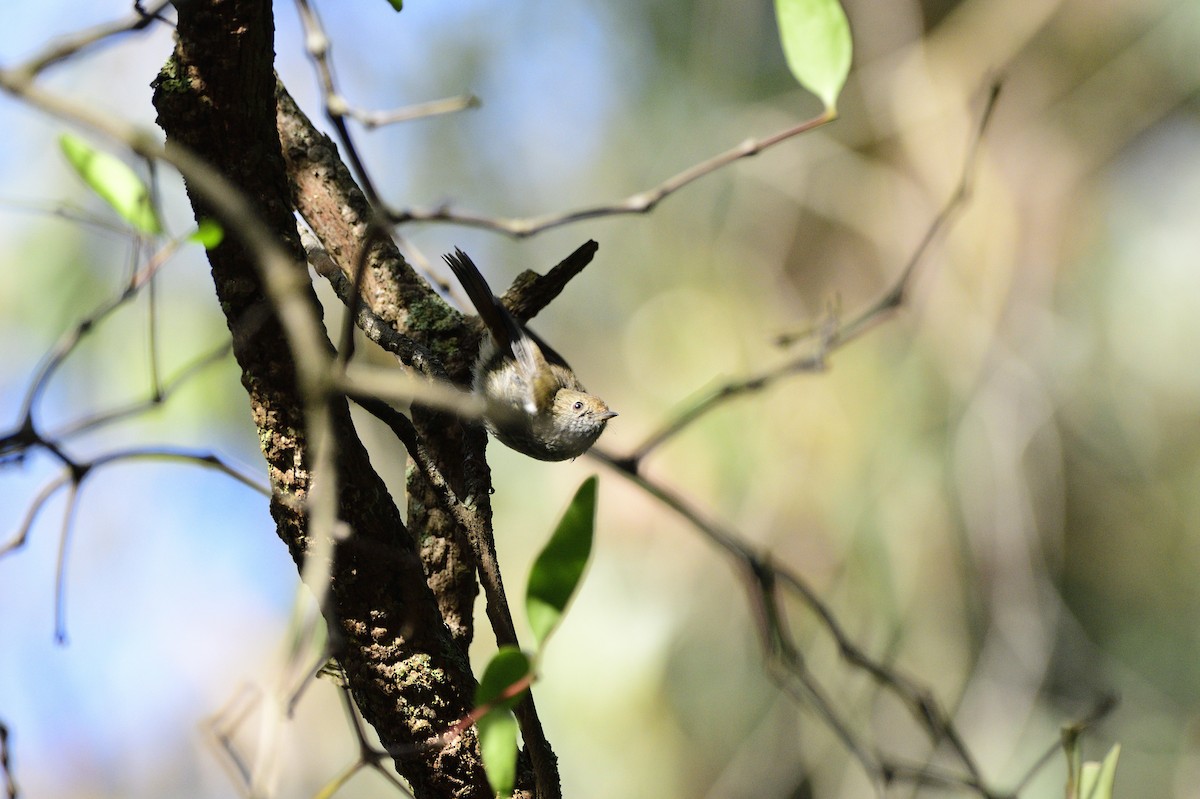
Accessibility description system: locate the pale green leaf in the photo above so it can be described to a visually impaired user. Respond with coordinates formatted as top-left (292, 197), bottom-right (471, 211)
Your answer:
top-left (188, 219), bottom-right (225, 249)
top-left (774, 0), bottom-right (852, 112)
top-left (59, 133), bottom-right (161, 234)
top-left (1078, 744), bottom-right (1120, 799)
top-left (475, 646), bottom-right (532, 711)
top-left (525, 476), bottom-right (596, 647)
top-left (475, 646), bottom-right (530, 798)
top-left (478, 708), bottom-right (517, 797)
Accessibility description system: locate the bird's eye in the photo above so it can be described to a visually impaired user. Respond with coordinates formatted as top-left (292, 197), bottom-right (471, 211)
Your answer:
top-left (572, 401), bottom-right (584, 411)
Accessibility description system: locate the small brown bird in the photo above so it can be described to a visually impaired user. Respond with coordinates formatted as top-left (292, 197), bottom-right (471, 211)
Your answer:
top-left (443, 248), bottom-right (617, 461)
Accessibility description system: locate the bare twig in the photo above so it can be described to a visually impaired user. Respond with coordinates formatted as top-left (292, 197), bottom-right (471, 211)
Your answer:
top-left (16, 281), bottom-right (136, 426)
top-left (590, 449), bottom-right (1006, 796)
top-left (5, 52), bottom-right (354, 605)
top-left (292, 0), bottom-right (381, 206)
top-left (0, 474), bottom-right (71, 557)
top-left (43, 448), bottom-right (267, 642)
top-left (15, 0), bottom-right (171, 77)
top-left (0, 197), bottom-right (136, 236)
top-left (777, 81), bottom-right (1002, 349)
top-left (622, 321), bottom-right (835, 465)
top-left (203, 684), bottom-right (261, 796)
top-left (350, 94), bottom-right (479, 129)
top-left (333, 679), bottom-right (417, 796)
top-left (0, 720), bottom-right (16, 799)
top-left (86, 448), bottom-right (269, 495)
top-left (500, 239), bottom-right (599, 322)
top-left (585, 82), bottom-right (1015, 796)
top-left (1008, 695), bottom-right (1118, 796)
top-left (388, 112), bottom-right (835, 237)
top-left (624, 82), bottom-right (1002, 463)
top-left (51, 481), bottom-right (82, 644)
top-left (49, 341), bottom-right (233, 440)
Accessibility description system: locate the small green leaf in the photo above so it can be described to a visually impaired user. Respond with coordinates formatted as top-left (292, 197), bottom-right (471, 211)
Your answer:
top-left (1078, 744), bottom-right (1120, 799)
top-left (478, 707), bottom-right (517, 797)
top-left (525, 476), bottom-right (597, 647)
top-left (475, 646), bottom-right (532, 710)
top-left (475, 647), bottom-right (531, 799)
top-left (384, 0), bottom-right (402, 9)
top-left (774, 0), bottom-right (852, 112)
top-left (59, 133), bottom-right (161, 234)
top-left (188, 219), bottom-right (225, 249)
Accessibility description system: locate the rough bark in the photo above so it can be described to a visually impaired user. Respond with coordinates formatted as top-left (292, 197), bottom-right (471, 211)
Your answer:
top-left (274, 86), bottom-right (484, 651)
top-left (150, 2), bottom-right (493, 796)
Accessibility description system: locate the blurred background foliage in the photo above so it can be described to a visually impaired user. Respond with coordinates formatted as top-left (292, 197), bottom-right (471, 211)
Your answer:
top-left (1, 0), bottom-right (1199, 797)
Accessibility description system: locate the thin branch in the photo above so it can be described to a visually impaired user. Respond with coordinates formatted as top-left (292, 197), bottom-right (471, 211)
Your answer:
top-left (18, 284), bottom-right (136, 424)
top-left (388, 111), bottom-right (835, 238)
top-left (777, 81), bottom-right (1001, 349)
top-left (350, 94), bottom-right (479, 129)
top-left (292, 0), bottom-right (478, 185)
top-left (10, 229), bottom-right (190, 438)
top-left (52, 479), bottom-right (82, 644)
top-left (1008, 695), bottom-right (1118, 796)
top-left (0, 720), bottom-right (15, 799)
top-left (311, 759), bottom-right (361, 799)
top-left (14, 0), bottom-right (171, 78)
top-left (771, 567), bottom-right (990, 792)
top-left (499, 239), bottom-right (599, 323)
top-left (0, 474), bottom-right (72, 557)
top-left (624, 82), bottom-right (1002, 463)
top-left (145, 247), bottom-right (163, 396)
top-left (0, 197), bottom-right (136, 236)
top-left (335, 363), bottom-right (484, 421)
top-left (86, 448), bottom-right (270, 495)
top-left (590, 451), bottom-right (1007, 796)
top-left (292, 0), bottom-right (383, 205)
top-left (623, 317), bottom-right (835, 464)
top-left (49, 340), bottom-right (233, 440)
top-left (203, 684), bottom-right (261, 796)
top-left (50, 448), bottom-right (268, 643)
top-left (335, 688), bottom-right (416, 797)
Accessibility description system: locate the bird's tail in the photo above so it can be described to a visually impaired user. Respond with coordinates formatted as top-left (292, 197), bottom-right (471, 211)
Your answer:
top-left (443, 248), bottom-right (523, 358)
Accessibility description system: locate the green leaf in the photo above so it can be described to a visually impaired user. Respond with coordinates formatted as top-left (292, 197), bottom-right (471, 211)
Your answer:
top-left (475, 646), bottom-right (532, 711)
top-left (59, 133), bottom-right (161, 234)
top-left (188, 219), bottom-right (225, 249)
top-left (525, 476), bottom-right (597, 648)
top-left (774, 0), bottom-right (852, 112)
top-left (475, 647), bottom-right (531, 799)
top-left (384, 0), bottom-right (402, 9)
top-left (1078, 744), bottom-right (1120, 799)
top-left (478, 707), bottom-right (517, 797)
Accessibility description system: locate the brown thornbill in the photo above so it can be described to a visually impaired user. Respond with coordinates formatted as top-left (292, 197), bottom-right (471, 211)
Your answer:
top-left (443, 248), bottom-right (616, 461)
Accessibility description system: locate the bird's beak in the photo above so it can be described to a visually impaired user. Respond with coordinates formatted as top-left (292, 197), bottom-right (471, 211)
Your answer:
top-left (597, 410), bottom-right (619, 421)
